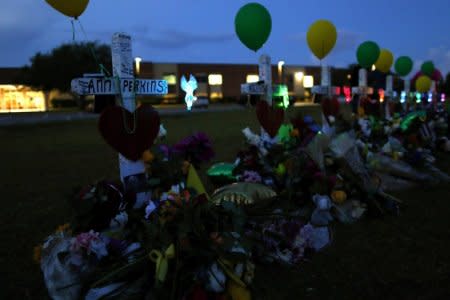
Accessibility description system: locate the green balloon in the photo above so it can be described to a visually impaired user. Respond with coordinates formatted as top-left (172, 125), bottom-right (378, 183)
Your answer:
top-left (235, 3), bottom-right (272, 51)
top-left (394, 56), bottom-right (413, 77)
top-left (421, 61), bottom-right (435, 77)
top-left (356, 41), bottom-right (380, 68)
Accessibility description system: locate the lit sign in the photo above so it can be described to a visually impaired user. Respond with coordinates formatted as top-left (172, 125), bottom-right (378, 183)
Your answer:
top-left (427, 92), bottom-right (432, 103)
top-left (400, 91), bottom-right (406, 103)
top-left (181, 74), bottom-right (198, 111)
top-left (343, 86), bottom-right (351, 103)
top-left (416, 92), bottom-right (422, 103)
top-left (378, 89), bottom-right (385, 103)
top-left (273, 84), bottom-right (289, 108)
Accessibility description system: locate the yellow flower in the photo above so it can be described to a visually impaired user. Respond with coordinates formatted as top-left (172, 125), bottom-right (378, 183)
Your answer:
top-left (33, 245), bottom-right (42, 264)
top-left (55, 223), bottom-right (70, 234)
top-left (142, 150), bottom-right (155, 163)
top-left (227, 280), bottom-right (251, 300)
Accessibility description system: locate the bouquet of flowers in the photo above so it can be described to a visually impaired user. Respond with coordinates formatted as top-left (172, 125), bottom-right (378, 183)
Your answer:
top-left (35, 132), bottom-right (262, 300)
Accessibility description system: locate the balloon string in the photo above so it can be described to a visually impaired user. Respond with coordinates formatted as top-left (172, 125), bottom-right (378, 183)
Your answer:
top-left (76, 19), bottom-right (111, 77)
top-left (71, 19), bottom-right (76, 41)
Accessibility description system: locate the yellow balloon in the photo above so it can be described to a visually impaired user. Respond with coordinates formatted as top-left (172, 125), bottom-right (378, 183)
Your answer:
top-left (306, 20), bottom-right (337, 60)
top-left (415, 75), bottom-right (432, 93)
top-left (374, 49), bottom-right (394, 73)
top-left (45, 0), bottom-right (90, 18)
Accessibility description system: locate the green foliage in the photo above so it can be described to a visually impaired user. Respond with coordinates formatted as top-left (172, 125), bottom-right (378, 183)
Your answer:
top-left (18, 42), bottom-right (111, 92)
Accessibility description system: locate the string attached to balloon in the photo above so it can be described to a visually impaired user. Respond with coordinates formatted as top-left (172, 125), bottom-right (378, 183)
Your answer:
top-left (71, 19), bottom-right (76, 41)
top-left (45, 0), bottom-right (139, 134)
top-left (76, 19), bottom-right (111, 77)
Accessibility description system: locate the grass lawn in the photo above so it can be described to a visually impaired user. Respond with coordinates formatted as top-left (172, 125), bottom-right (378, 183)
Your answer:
top-left (1, 107), bottom-right (449, 299)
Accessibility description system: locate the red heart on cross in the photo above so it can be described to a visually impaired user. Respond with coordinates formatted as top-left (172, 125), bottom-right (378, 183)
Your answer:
top-left (98, 104), bottom-right (160, 161)
top-left (256, 101), bottom-right (284, 137)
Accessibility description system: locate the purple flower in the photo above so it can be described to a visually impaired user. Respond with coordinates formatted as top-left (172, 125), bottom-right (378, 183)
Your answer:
top-left (172, 132), bottom-right (215, 165)
top-left (70, 230), bottom-right (108, 260)
top-left (241, 170), bottom-right (262, 183)
top-left (158, 144), bottom-right (172, 160)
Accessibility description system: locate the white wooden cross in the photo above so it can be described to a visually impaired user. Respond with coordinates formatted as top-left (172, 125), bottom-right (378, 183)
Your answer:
top-left (311, 65), bottom-right (340, 99)
top-left (71, 33), bottom-right (168, 202)
top-left (240, 54), bottom-right (273, 105)
top-left (383, 75), bottom-right (394, 119)
top-left (351, 69), bottom-right (374, 96)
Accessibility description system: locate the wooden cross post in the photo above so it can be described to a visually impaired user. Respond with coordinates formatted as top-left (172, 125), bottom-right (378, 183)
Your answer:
top-left (71, 33), bottom-right (168, 202)
top-left (384, 75), bottom-right (394, 119)
top-left (240, 54), bottom-right (273, 105)
top-left (311, 65), bottom-right (340, 102)
top-left (401, 79), bottom-right (410, 110)
top-left (258, 54), bottom-right (273, 106)
top-left (241, 54), bottom-right (272, 105)
top-left (351, 69), bottom-right (374, 114)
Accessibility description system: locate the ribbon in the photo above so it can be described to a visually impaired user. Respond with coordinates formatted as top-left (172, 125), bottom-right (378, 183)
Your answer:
top-left (217, 259), bottom-right (247, 288)
top-left (149, 244), bottom-right (175, 282)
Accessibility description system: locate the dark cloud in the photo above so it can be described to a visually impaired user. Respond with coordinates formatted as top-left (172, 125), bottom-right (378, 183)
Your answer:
top-left (136, 29), bottom-right (234, 49)
top-left (80, 26), bottom-right (233, 50)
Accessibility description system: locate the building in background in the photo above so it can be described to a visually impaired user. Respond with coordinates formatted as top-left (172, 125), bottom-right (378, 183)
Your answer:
top-left (0, 62), bottom-right (352, 112)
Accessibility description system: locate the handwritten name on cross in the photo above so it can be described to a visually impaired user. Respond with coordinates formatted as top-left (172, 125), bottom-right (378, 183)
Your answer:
top-left (240, 54), bottom-right (272, 105)
top-left (351, 69), bottom-right (374, 96)
top-left (71, 33), bottom-right (168, 204)
top-left (311, 65), bottom-right (340, 97)
top-left (71, 77), bottom-right (168, 96)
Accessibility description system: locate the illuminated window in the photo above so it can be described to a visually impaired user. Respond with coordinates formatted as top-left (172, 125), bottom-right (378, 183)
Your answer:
top-left (0, 85), bottom-right (46, 112)
top-left (246, 74), bottom-right (259, 83)
top-left (294, 72), bottom-right (304, 81)
top-left (210, 85), bottom-right (222, 99)
top-left (208, 74), bottom-right (223, 85)
top-left (210, 92), bottom-right (223, 99)
top-left (303, 76), bottom-right (314, 88)
top-left (163, 74), bottom-right (177, 85)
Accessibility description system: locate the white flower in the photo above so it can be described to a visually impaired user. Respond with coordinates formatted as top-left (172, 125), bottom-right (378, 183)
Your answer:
top-left (89, 239), bottom-right (108, 260)
top-left (158, 124), bottom-right (167, 138)
top-left (145, 201), bottom-right (157, 219)
top-left (205, 262), bottom-right (226, 293)
top-left (109, 212), bottom-right (128, 230)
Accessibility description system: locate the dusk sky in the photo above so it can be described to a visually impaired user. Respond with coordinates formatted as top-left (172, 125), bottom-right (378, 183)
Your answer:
top-left (2, 0), bottom-right (450, 77)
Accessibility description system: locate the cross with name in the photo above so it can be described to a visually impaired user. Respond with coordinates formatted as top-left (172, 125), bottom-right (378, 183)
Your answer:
top-left (351, 69), bottom-right (374, 96)
top-left (311, 65), bottom-right (340, 100)
top-left (240, 54), bottom-right (273, 105)
top-left (71, 33), bottom-right (168, 203)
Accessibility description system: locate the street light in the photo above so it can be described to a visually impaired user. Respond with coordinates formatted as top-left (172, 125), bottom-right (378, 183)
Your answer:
top-left (278, 60), bottom-right (285, 84)
top-left (135, 57), bottom-right (142, 76)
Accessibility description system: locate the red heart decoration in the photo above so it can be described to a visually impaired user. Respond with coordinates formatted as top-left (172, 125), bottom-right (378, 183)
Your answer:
top-left (98, 104), bottom-right (160, 161)
top-left (256, 101), bottom-right (284, 137)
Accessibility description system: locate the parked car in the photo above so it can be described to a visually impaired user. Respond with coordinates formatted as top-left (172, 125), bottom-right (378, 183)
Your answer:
top-left (193, 97), bottom-right (209, 109)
